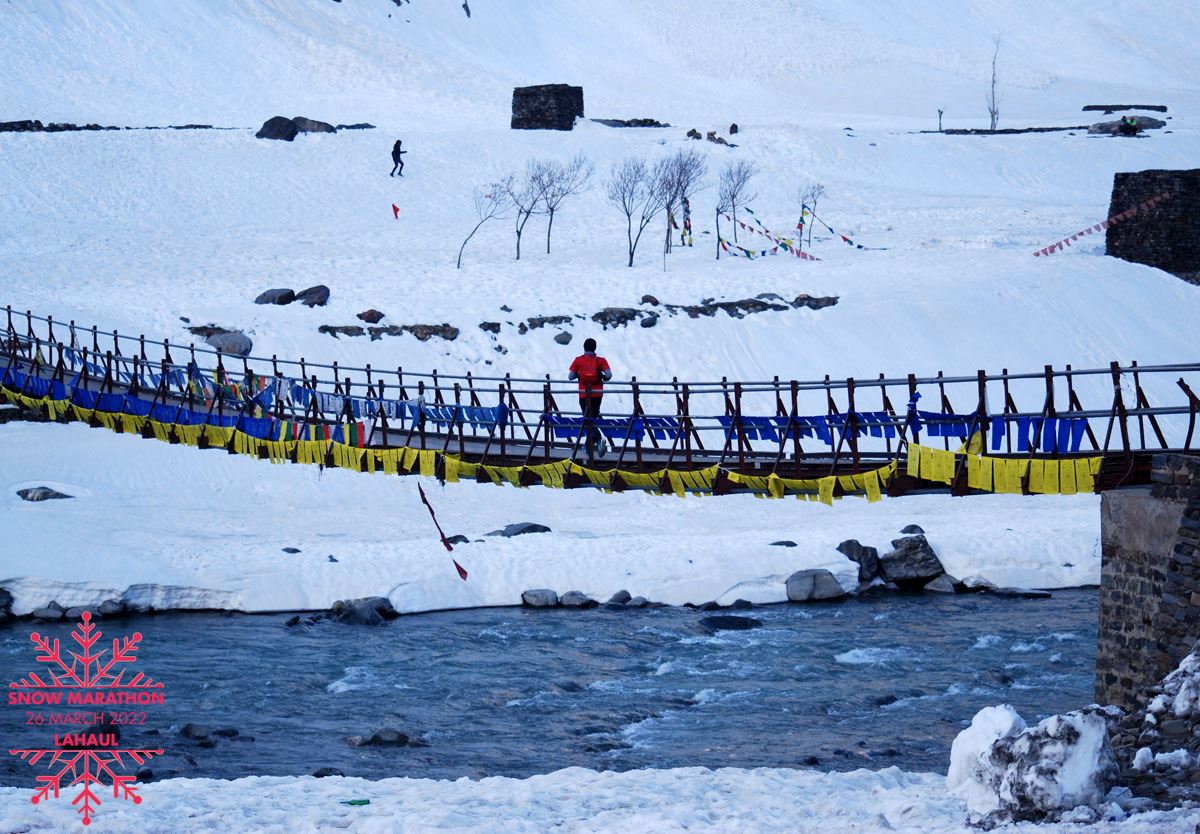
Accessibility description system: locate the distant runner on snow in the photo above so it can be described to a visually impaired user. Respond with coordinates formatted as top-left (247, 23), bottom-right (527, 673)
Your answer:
top-left (390, 139), bottom-right (407, 177)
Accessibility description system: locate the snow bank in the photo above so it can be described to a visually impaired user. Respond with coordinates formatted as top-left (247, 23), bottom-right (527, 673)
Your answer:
top-left (949, 705), bottom-right (1120, 824)
top-left (0, 421), bottom-right (1100, 615)
top-left (1, 765), bottom-right (1198, 834)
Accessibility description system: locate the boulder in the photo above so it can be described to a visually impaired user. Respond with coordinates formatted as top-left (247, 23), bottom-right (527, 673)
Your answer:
top-left (728, 599), bottom-right (753, 610)
top-left (180, 723), bottom-right (210, 741)
top-left (560, 591), bottom-right (597, 608)
top-left (639, 313), bottom-right (659, 328)
top-left (204, 330), bottom-right (252, 356)
top-left (291, 116), bottom-right (336, 134)
top-left (697, 601), bottom-right (722, 611)
top-left (700, 615), bottom-right (763, 631)
top-left (1087, 117), bottom-right (1166, 135)
top-left (924, 574), bottom-right (958, 594)
top-left (368, 728), bottom-right (409, 746)
top-left (480, 322), bottom-right (501, 334)
top-left (135, 767), bottom-right (154, 783)
top-left (64, 606), bottom-right (93, 619)
top-left (521, 589), bottom-right (558, 608)
top-left (332, 596), bottom-right (398, 625)
top-left (313, 767), bottom-right (344, 777)
top-left (445, 534), bottom-right (469, 545)
top-left (295, 285), bottom-right (330, 307)
top-left (640, 294), bottom-right (660, 306)
top-left (31, 607), bottom-right (65, 621)
top-left (254, 288), bottom-right (295, 305)
top-left (878, 535), bottom-right (944, 587)
top-left (282, 547), bottom-right (301, 554)
top-left (16, 486), bottom-right (72, 502)
top-left (836, 539), bottom-right (880, 583)
top-left (729, 122), bottom-right (739, 134)
top-left (607, 590), bottom-right (632, 605)
top-left (335, 123), bottom-right (376, 130)
top-left (770, 540), bottom-right (797, 547)
top-left (900, 524), bottom-right (925, 534)
top-left (626, 596), bottom-right (649, 608)
top-left (554, 331), bottom-right (572, 345)
top-left (357, 309), bottom-right (385, 324)
top-left (0, 588), bottom-right (13, 611)
top-left (255, 116), bottom-right (299, 141)
top-left (487, 522), bottom-right (551, 537)
top-left (786, 569), bottom-right (846, 602)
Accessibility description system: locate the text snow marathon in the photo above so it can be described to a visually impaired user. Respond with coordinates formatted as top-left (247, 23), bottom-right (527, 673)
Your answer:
top-left (8, 689), bottom-right (165, 706)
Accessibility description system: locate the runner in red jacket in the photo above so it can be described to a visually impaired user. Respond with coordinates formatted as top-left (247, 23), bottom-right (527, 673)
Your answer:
top-left (568, 338), bottom-right (612, 457)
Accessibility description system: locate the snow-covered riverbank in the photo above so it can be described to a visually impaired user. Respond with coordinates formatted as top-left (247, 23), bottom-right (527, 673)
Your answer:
top-left (0, 419), bottom-right (1100, 616)
top-left (1, 765), bottom-right (1197, 833)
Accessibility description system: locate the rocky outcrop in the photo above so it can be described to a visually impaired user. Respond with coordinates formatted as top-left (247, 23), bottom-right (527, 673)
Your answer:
top-left (487, 522), bottom-right (551, 537)
top-left (511, 84), bottom-right (584, 131)
top-left (17, 486), bottom-right (73, 502)
top-left (255, 116), bottom-right (338, 141)
top-left (591, 118), bottom-right (669, 128)
top-left (331, 596), bottom-right (398, 626)
top-left (836, 539), bottom-right (880, 583)
top-left (878, 535), bottom-right (944, 588)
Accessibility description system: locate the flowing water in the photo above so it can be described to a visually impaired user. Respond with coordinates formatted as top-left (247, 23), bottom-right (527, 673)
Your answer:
top-left (0, 590), bottom-right (1097, 784)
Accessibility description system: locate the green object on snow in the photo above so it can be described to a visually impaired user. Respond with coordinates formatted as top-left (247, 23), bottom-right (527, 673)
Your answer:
top-left (340, 799), bottom-right (371, 806)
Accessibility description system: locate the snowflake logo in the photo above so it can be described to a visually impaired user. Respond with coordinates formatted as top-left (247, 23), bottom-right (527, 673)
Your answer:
top-left (7, 611), bottom-right (166, 826)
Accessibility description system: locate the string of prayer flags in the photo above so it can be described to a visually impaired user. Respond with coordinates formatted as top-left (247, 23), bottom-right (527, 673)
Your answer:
top-left (1033, 190), bottom-right (1172, 257)
top-left (800, 204), bottom-right (888, 251)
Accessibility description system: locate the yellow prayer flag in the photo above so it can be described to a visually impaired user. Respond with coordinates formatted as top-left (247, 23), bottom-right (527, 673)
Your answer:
top-left (906, 445), bottom-right (921, 478)
top-left (1075, 458), bottom-right (1094, 493)
top-left (1028, 459), bottom-right (1045, 493)
top-left (864, 470), bottom-right (882, 503)
top-left (818, 476), bottom-right (836, 506)
top-left (1043, 459), bottom-right (1060, 494)
top-left (1060, 459), bottom-right (1077, 495)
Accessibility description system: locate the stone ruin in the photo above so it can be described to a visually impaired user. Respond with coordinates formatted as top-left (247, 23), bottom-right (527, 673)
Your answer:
top-left (1106, 168), bottom-right (1200, 283)
top-left (510, 84), bottom-right (584, 131)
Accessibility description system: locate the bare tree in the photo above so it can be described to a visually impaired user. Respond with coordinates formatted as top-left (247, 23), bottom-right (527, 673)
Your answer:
top-left (505, 160), bottom-right (552, 260)
top-left (605, 157), bottom-right (666, 268)
top-left (655, 149), bottom-right (707, 266)
top-left (457, 177), bottom-right (513, 269)
top-left (986, 34), bottom-right (1002, 131)
top-left (716, 160), bottom-right (757, 258)
top-left (541, 153), bottom-right (594, 254)
top-left (799, 182), bottom-right (826, 248)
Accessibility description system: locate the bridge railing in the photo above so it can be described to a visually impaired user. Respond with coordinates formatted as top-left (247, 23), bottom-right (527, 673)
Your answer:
top-left (4, 306), bottom-right (1200, 484)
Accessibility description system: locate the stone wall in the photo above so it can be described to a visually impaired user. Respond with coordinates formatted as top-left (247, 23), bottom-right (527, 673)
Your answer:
top-left (1106, 168), bottom-right (1200, 283)
top-left (1097, 454), bottom-right (1200, 710)
top-left (511, 84), bottom-right (584, 131)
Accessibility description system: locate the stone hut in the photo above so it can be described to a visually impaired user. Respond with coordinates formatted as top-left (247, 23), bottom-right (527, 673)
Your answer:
top-left (511, 84), bottom-right (584, 131)
top-left (1106, 168), bottom-right (1200, 283)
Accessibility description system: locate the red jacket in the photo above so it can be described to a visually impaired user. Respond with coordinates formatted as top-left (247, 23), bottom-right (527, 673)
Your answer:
top-left (569, 353), bottom-right (611, 397)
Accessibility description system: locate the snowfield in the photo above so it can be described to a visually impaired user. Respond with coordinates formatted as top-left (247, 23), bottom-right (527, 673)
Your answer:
top-left (1, 766), bottom-right (1199, 834)
top-left (0, 419), bottom-right (1100, 615)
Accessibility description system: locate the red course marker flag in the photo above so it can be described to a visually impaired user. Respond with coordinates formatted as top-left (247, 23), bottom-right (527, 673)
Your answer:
top-left (391, 203), bottom-right (400, 219)
top-left (453, 560), bottom-right (469, 581)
